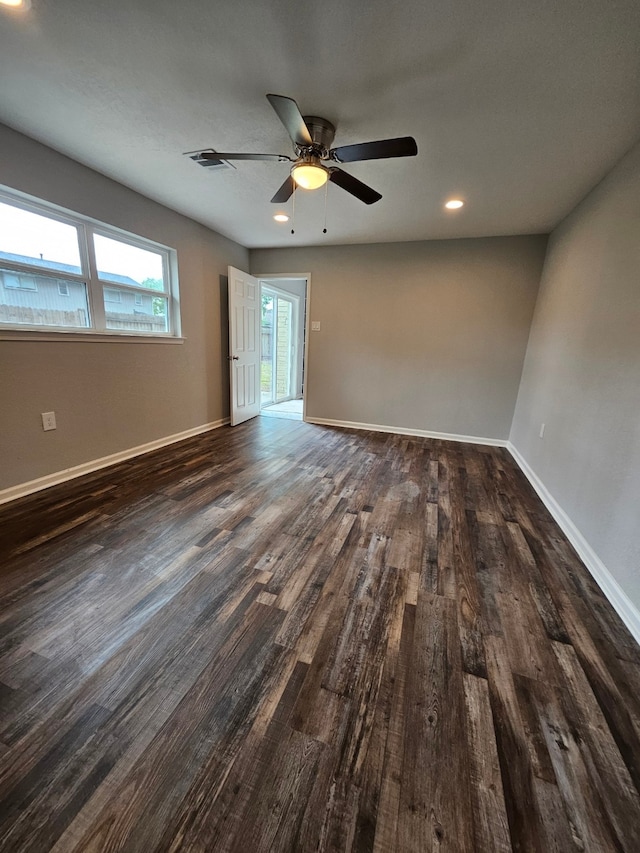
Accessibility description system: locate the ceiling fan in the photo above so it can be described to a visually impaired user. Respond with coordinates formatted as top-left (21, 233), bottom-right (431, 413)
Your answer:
top-left (190, 94), bottom-right (418, 205)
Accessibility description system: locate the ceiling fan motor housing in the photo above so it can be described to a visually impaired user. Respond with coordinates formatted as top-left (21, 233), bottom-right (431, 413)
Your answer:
top-left (300, 116), bottom-right (336, 155)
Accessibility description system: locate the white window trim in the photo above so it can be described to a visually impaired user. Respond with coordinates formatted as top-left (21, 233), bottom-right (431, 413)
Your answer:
top-left (0, 186), bottom-right (181, 340)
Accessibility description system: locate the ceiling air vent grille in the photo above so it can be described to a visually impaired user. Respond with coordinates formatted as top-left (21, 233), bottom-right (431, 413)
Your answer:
top-left (189, 154), bottom-right (235, 172)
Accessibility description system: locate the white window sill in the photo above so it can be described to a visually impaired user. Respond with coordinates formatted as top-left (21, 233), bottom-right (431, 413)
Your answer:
top-left (0, 329), bottom-right (185, 344)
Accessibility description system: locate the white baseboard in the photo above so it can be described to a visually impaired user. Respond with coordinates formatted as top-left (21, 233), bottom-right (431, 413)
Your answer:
top-left (507, 442), bottom-right (640, 646)
top-left (0, 418), bottom-right (230, 505)
top-left (305, 416), bottom-right (508, 447)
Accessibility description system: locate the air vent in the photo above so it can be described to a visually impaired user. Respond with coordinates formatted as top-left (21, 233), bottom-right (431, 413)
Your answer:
top-left (189, 154), bottom-right (235, 172)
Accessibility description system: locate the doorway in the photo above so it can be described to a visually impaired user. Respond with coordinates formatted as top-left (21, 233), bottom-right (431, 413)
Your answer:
top-left (259, 277), bottom-right (307, 421)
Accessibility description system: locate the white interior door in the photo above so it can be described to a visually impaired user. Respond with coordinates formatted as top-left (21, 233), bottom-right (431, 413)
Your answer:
top-left (228, 266), bottom-right (260, 426)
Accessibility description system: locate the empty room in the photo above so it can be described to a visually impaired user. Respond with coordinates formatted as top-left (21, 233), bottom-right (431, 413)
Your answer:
top-left (0, 0), bottom-right (639, 850)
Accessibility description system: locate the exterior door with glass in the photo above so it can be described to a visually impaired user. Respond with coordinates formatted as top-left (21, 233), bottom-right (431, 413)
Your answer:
top-left (261, 286), bottom-right (297, 407)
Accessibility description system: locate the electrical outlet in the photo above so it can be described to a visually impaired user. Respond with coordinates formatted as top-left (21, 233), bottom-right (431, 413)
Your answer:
top-left (539, 422), bottom-right (545, 439)
top-left (42, 411), bottom-right (56, 431)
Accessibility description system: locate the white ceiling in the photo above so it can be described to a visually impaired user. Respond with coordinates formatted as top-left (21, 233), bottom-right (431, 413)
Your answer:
top-left (0, 0), bottom-right (639, 249)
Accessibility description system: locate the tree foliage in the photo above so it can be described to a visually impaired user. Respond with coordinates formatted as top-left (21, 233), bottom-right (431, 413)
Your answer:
top-left (141, 278), bottom-right (165, 316)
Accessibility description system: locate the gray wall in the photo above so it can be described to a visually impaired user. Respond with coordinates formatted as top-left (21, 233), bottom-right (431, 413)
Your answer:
top-left (511, 139), bottom-right (640, 606)
top-left (0, 124), bottom-right (248, 491)
top-left (252, 237), bottom-right (547, 440)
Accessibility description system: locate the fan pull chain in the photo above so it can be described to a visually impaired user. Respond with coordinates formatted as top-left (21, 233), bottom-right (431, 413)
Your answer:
top-left (291, 187), bottom-right (296, 235)
top-left (323, 180), bottom-right (328, 234)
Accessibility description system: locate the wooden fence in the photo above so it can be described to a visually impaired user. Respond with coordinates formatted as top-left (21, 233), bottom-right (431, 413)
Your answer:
top-left (0, 305), bottom-right (88, 327)
top-left (0, 305), bottom-right (166, 333)
top-left (105, 312), bottom-right (166, 333)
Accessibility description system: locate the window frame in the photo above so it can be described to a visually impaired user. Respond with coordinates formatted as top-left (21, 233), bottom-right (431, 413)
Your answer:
top-left (0, 187), bottom-right (181, 340)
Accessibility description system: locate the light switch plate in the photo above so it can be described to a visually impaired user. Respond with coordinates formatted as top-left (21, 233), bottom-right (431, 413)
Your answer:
top-left (42, 411), bottom-right (56, 431)
top-left (311, 321), bottom-right (321, 331)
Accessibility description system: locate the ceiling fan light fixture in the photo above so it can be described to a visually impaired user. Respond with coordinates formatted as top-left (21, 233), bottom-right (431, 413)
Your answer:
top-left (273, 213), bottom-right (289, 222)
top-left (291, 162), bottom-right (328, 190)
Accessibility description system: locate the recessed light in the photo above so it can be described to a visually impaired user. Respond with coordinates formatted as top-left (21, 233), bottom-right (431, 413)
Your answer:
top-left (273, 213), bottom-right (289, 223)
top-left (445, 199), bottom-right (464, 210)
top-left (0, 0), bottom-right (30, 8)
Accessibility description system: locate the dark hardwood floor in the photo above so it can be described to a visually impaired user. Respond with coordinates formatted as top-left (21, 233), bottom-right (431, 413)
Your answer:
top-left (0, 417), bottom-right (639, 851)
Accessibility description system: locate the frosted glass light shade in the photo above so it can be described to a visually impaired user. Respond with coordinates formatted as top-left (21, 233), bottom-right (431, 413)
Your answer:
top-left (291, 163), bottom-right (328, 190)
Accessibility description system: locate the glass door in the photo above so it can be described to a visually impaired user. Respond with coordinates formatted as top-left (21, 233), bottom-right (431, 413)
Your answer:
top-left (261, 287), bottom-right (296, 407)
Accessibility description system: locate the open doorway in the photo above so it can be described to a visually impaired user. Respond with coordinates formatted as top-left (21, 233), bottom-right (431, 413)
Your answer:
top-left (259, 277), bottom-right (307, 421)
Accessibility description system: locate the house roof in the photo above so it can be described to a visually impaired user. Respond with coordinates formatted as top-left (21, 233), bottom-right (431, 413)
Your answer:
top-left (0, 0), bottom-right (639, 249)
top-left (0, 251), bottom-right (139, 286)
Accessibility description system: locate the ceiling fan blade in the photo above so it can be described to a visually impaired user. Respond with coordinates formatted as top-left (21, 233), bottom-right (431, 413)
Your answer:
top-left (271, 175), bottom-right (296, 204)
top-left (197, 151), bottom-right (291, 162)
top-left (330, 136), bottom-right (418, 163)
top-left (329, 168), bottom-right (382, 205)
top-left (266, 94), bottom-right (313, 147)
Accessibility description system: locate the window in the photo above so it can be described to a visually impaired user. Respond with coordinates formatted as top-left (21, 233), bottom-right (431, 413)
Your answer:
top-left (0, 189), bottom-right (179, 337)
top-left (0, 200), bottom-right (81, 274)
top-left (93, 234), bottom-right (165, 291)
top-left (3, 271), bottom-right (37, 291)
top-left (1, 267), bottom-right (88, 328)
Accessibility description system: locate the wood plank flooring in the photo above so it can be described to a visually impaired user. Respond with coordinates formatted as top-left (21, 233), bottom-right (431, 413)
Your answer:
top-left (0, 416), bottom-right (639, 851)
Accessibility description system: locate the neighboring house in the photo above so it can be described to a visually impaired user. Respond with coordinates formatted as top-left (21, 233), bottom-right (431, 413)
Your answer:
top-left (0, 250), bottom-right (157, 330)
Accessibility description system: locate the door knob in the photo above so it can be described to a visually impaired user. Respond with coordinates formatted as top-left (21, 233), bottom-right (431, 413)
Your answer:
top-left (227, 356), bottom-right (239, 361)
